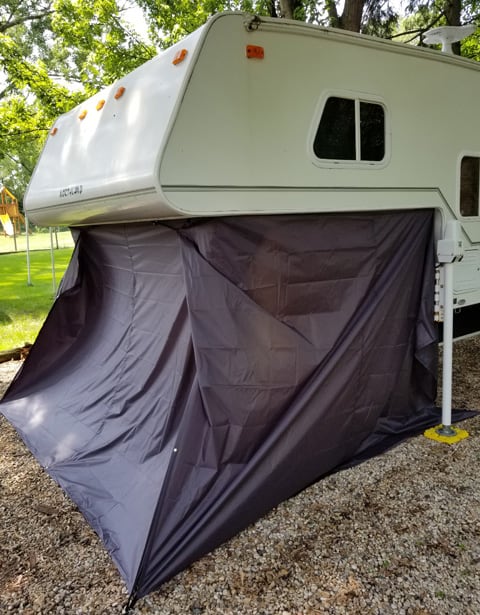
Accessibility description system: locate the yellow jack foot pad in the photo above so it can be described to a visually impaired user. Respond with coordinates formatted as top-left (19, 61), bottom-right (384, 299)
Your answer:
top-left (424, 425), bottom-right (469, 444)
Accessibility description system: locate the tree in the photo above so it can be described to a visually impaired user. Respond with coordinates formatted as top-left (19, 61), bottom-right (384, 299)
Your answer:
top-left (0, 1), bottom-right (156, 198)
top-left (0, 2), bottom-right (66, 196)
top-left (135, 0), bottom-right (480, 48)
top-left (135, 0), bottom-right (399, 47)
top-left (394, 1), bottom-right (480, 55)
top-left (51, 1), bottom-right (155, 95)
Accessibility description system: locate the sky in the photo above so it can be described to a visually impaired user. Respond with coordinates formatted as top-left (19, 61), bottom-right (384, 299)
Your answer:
top-left (123, 4), bottom-right (151, 42)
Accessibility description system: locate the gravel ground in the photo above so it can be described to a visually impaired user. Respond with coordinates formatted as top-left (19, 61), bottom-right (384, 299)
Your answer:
top-left (1, 339), bottom-right (480, 615)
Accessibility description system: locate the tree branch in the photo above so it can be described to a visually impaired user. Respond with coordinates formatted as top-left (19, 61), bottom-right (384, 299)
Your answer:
top-left (0, 84), bottom-right (13, 100)
top-left (389, 11), bottom-right (446, 44)
top-left (0, 127), bottom-right (50, 138)
top-left (0, 10), bottom-right (55, 33)
top-left (1, 151), bottom-right (34, 174)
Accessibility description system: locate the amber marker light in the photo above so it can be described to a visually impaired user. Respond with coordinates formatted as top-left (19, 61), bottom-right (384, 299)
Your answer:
top-left (114, 86), bottom-right (126, 99)
top-left (172, 49), bottom-right (188, 65)
top-left (246, 45), bottom-right (264, 59)
top-left (50, 127), bottom-right (58, 136)
top-left (96, 99), bottom-right (106, 111)
top-left (78, 110), bottom-right (88, 120)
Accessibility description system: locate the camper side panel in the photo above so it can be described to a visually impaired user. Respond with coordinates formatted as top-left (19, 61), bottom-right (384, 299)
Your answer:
top-left (160, 14), bottom-right (480, 227)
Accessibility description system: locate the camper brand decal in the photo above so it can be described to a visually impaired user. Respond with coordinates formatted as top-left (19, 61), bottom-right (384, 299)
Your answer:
top-left (59, 185), bottom-right (83, 198)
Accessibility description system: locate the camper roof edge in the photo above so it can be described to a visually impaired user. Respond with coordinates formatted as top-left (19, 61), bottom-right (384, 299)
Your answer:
top-left (241, 12), bottom-right (480, 71)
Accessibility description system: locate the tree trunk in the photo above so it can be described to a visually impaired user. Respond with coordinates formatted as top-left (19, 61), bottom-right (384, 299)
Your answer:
top-left (340, 0), bottom-right (365, 32)
top-left (267, 0), bottom-right (278, 18)
top-left (279, 0), bottom-right (295, 19)
top-left (279, 0), bottom-right (305, 21)
top-left (325, 0), bottom-right (340, 28)
top-left (444, 0), bottom-right (462, 55)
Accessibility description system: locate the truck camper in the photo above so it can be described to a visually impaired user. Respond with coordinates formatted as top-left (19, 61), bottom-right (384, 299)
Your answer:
top-left (26, 13), bottom-right (480, 330)
top-left (3, 12), bottom-right (479, 605)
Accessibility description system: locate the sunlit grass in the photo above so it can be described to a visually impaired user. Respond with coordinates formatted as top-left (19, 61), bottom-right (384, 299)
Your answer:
top-left (0, 229), bottom-right (74, 254)
top-left (0, 248), bottom-right (73, 350)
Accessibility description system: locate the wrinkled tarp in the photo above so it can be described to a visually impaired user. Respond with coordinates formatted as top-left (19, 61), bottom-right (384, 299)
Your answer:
top-left (1, 211), bottom-right (459, 600)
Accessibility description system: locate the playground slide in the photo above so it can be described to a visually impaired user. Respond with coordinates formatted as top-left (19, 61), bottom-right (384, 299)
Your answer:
top-left (0, 213), bottom-right (14, 236)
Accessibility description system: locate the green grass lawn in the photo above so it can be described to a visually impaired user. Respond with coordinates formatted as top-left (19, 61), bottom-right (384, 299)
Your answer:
top-left (0, 229), bottom-right (74, 254)
top-left (0, 247), bottom-right (73, 351)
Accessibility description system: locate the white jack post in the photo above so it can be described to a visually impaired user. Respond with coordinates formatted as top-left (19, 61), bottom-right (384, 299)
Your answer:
top-left (49, 227), bottom-right (57, 297)
top-left (425, 220), bottom-right (469, 444)
top-left (25, 215), bottom-right (33, 286)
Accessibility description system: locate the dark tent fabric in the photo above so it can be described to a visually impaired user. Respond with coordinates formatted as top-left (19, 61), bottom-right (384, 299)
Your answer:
top-left (1, 210), bottom-right (452, 600)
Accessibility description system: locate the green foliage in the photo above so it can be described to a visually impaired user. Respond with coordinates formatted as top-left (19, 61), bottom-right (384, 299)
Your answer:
top-left (0, 2), bottom-right (82, 193)
top-left (136, 0), bottom-right (274, 47)
top-left (0, 1), bottom-right (156, 198)
top-left (136, 0), bottom-right (399, 46)
top-left (395, 1), bottom-right (480, 50)
top-left (462, 32), bottom-right (480, 58)
top-left (51, 0), bottom-right (156, 95)
top-left (361, 1), bottom-right (399, 38)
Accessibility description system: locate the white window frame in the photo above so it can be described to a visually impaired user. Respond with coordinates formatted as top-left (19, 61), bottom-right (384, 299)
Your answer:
top-left (309, 90), bottom-right (391, 170)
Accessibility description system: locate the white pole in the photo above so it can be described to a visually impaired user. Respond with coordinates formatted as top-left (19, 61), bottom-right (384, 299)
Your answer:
top-left (12, 218), bottom-right (17, 252)
top-left (25, 216), bottom-right (32, 286)
top-left (50, 227), bottom-right (56, 296)
top-left (440, 262), bottom-right (455, 435)
top-left (424, 220), bottom-right (468, 443)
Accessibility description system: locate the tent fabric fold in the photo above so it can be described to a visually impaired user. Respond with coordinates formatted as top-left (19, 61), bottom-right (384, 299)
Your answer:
top-left (1, 210), bottom-right (450, 599)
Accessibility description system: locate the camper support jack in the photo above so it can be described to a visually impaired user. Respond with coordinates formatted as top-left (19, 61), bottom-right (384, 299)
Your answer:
top-left (425, 221), bottom-right (469, 444)
top-left (439, 259), bottom-right (456, 436)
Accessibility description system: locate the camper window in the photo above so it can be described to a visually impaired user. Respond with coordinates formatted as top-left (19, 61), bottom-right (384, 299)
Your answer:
top-left (460, 156), bottom-right (480, 217)
top-left (314, 96), bottom-right (385, 163)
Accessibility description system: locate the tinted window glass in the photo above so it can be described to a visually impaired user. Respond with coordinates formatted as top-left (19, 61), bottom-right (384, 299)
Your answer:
top-left (360, 102), bottom-right (385, 161)
top-left (313, 97), bottom-right (355, 160)
top-left (314, 96), bottom-right (386, 163)
top-left (460, 156), bottom-right (479, 216)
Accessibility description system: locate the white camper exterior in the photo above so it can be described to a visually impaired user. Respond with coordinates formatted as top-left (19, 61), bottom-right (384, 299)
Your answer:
top-left (24, 12), bottom-right (480, 312)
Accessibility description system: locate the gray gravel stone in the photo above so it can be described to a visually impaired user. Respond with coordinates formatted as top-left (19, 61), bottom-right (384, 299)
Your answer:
top-left (1, 337), bottom-right (480, 614)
